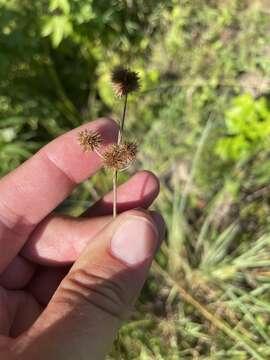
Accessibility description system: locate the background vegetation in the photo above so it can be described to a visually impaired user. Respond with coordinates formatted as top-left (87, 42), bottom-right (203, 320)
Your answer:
top-left (1, 0), bottom-right (270, 358)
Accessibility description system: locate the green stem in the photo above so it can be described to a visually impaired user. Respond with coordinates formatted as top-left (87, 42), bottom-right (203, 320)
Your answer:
top-left (179, 113), bottom-right (213, 214)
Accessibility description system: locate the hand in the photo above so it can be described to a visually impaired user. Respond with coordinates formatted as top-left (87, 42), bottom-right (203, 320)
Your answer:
top-left (0, 118), bottom-right (165, 360)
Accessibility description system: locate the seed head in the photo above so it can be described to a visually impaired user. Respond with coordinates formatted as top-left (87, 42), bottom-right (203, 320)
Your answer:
top-left (111, 67), bottom-right (140, 97)
top-left (103, 142), bottom-right (138, 170)
top-left (123, 141), bottom-right (138, 162)
top-left (77, 129), bottom-right (102, 152)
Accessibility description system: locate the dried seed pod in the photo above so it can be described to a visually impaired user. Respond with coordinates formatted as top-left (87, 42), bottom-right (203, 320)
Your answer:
top-left (123, 141), bottom-right (138, 162)
top-left (111, 67), bottom-right (140, 97)
top-left (103, 142), bottom-right (137, 170)
top-left (77, 129), bottom-right (102, 152)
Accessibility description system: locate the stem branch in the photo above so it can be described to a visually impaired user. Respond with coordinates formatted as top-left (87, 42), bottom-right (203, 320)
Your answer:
top-left (94, 148), bottom-right (105, 160)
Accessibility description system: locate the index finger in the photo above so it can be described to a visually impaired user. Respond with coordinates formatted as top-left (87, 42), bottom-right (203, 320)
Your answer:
top-left (0, 118), bottom-right (118, 272)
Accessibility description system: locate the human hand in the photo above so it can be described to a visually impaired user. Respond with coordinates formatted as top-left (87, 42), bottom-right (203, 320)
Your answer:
top-left (0, 118), bottom-right (165, 360)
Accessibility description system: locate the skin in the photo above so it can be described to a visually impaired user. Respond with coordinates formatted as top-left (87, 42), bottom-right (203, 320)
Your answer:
top-left (0, 118), bottom-right (165, 360)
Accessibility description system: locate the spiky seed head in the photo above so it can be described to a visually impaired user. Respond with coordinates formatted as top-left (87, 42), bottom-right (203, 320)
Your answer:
top-left (77, 129), bottom-right (102, 152)
top-left (123, 141), bottom-right (138, 162)
top-left (103, 142), bottom-right (137, 170)
top-left (103, 144), bottom-right (128, 170)
top-left (111, 67), bottom-right (140, 97)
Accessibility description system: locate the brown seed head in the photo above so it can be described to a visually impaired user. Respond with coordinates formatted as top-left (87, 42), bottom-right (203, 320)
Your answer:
top-left (77, 129), bottom-right (102, 152)
top-left (111, 67), bottom-right (140, 97)
top-left (123, 141), bottom-right (138, 162)
top-left (103, 142), bottom-right (137, 170)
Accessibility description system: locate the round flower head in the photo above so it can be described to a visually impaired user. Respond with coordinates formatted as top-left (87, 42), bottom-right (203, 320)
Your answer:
top-left (123, 141), bottom-right (138, 162)
top-left (111, 67), bottom-right (140, 97)
top-left (77, 129), bottom-right (102, 152)
top-left (103, 142), bottom-right (137, 170)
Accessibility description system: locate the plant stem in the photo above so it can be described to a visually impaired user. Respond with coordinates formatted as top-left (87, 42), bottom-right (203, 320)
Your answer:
top-left (113, 94), bottom-right (128, 218)
top-left (113, 169), bottom-right (117, 218)
top-left (118, 94), bottom-right (128, 145)
top-left (179, 113), bottom-right (213, 215)
top-left (94, 148), bottom-right (105, 160)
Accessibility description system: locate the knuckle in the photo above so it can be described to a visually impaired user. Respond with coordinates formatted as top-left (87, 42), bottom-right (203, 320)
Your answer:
top-left (58, 266), bottom-right (129, 320)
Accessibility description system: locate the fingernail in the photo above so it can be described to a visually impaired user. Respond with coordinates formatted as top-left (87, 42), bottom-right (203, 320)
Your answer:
top-left (110, 216), bottom-right (159, 266)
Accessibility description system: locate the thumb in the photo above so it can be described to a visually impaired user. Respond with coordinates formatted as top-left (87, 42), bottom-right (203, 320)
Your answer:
top-left (16, 210), bottom-right (165, 360)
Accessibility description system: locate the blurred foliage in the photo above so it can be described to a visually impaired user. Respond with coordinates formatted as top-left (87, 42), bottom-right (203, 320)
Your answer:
top-left (1, 0), bottom-right (270, 358)
top-left (216, 94), bottom-right (270, 161)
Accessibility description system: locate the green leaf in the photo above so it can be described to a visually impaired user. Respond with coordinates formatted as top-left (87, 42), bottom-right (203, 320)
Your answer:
top-left (50, 0), bottom-right (70, 14)
top-left (41, 16), bottom-right (73, 47)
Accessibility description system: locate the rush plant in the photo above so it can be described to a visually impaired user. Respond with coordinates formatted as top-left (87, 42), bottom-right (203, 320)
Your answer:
top-left (78, 67), bottom-right (140, 218)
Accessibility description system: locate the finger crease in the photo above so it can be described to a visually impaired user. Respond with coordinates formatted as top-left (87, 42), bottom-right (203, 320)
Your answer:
top-left (75, 269), bottom-right (124, 303)
top-left (59, 287), bottom-right (126, 321)
top-left (42, 151), bottom-right (77, 186)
